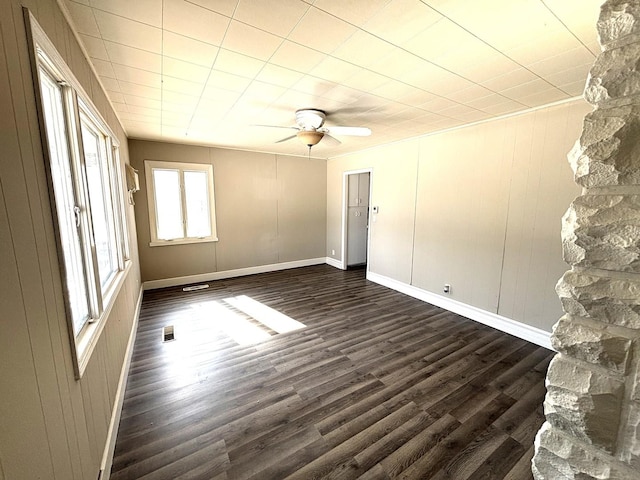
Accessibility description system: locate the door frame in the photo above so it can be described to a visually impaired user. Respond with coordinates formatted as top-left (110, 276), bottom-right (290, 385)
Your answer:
top-left (341, 168), bottom-right (373, 271)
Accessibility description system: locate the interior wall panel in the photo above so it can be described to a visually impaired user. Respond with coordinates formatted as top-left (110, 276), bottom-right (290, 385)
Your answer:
top-left (129, 140), bottom-right (328, 282)
top-left (413, 119), bottom-right (513, 313)
top-left (276, 154), bottom-right (327, 262)
top-left (327, 100), bottom-right (591, 332)
top-left (0, 1), bottom-right (141, 478)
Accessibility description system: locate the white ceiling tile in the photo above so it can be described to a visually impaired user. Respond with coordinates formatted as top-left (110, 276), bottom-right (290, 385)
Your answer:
top-left (119, 110), bottom-right (160, 122)
top-left (340, 68), bottom-right (389, 92)
top-left (505, 29), bottom-right (584, 66)
top-left (200, 87), bottom-right (240, 107)
top-left (541, 0), bottom-right (603, 55)
top-left (558, 79), bottom-right (588, 97)
top-left (187, 0), bottom-right (238, 17)
top-left (162, 90), bottom-right (199, 108)
top-left (123, 95), bottom-right (161, 110)
top-left (480, 68), bottom-right (539, 92)
top-left (445, 84), bottom-right (495, 103)
top-left (466, 93), bottom-right (515, 110)
top-left (480, 99), bottom-right (529, 116)
top-left (243, 80), bottom-right (287, 102)
top-left (111, 101), bottom-right (128, 113)
top-left (291, 76), bottom-right (336, 97)
top-left (88, 0), bottom-right (162, 27)
top-left (544, 62), bottom-right (593, 88)
top-left (255, 64), bottom-right (304, 88)
top-left (222, 20), bottom-right (283, 61)
top-left (321, 84), bottom-right (364, 105)
top-left (93, 10), bottom-right (161, 53)
top-left (163, 0), bottom-right (228, 45)
top-left (124, 121), bottom-right (161, 137)
top-left (66, 2), bottom-right (100, 36)
top-left (162, 76), bottom-right (204, 96)
top-left (310, 56), bottom-right (363, 84)
top-left (163, 57), bottom-right (211, 83)
top-left (91, 58), bottom-right (115, 78)
top-left (126, 104), bottom-right (160, 117)
top-left (207, 70), bottom-right (252, 93)
top-left (363, 0), bottom-right (442, 45)
top-left (368, 48), bottom-right (418, 79)
top-left (312, 0), bottom-right (390, 27)
top-left (288, 8), bottom-right (357, 54)
top-left (118, 81), bottom-right (161, 99)
top-left (419, 96), bottom-right (463, 113)
top-left (499, 78), bottom-right (555, 102)
top-left (104, 41), bottom-right (162, 72)
top-left (270, 41), bottom-right (325, 73)
top-left (517, 87), bottom-right (570, 108)
top-left (403, 19), bottom-right (474, 61)
top-left (106, 90), bottom-right (125, 103)
top-left (99, 76), bottom-right (121, 91)
top-left (112, 64), bottom-right (161, 88)
top-left (276, 90), bottom-right (330, 112)
top-left (213, 50), bottom-right (265, 79)
top-left (235, 0), bottom-right (310, 37)
top-left (527, 47), bottom-right (595, 79)
top-left (332, 31), bottom-right (396, 67)
top-left (163, 31), bottom-right (219, 67)
top-left (81, 35), bottom-right (109, 60)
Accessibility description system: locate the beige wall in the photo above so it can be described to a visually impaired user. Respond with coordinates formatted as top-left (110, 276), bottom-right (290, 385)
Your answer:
top-left (129, 140), bottom-right (327, 282)
top-left (0, 0), bottom-right (141, 478)
top-left (327, 100), bottom-right (591, 332)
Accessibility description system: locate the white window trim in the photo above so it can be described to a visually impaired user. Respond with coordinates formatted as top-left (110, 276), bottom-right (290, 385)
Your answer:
top-left (145, 160), bottom-right (218, 247)
top-left (26, 11), bottom-right (131, 379)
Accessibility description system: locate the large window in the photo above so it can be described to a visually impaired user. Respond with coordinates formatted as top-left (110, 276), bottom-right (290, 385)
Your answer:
top-left (29, 14), bottom-right (129, 378)
top-left (145, 161), bottom-right (218, 246)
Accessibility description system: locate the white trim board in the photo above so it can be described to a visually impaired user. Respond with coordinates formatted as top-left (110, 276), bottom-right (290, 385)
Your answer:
top-left (99, 286), bottom-right (143, 480)
top-left (366, 271), bottom-right (553, 350)
top-left (143, 258), bottom-right (327, 290)
top-left (325, 256), bottom-right (344, 270)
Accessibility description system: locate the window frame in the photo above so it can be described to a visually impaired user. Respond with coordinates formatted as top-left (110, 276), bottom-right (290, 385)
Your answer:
top-left (145, 160), bottom-right (218, 247)
top-left (26, 11), bottom-right (131, 379)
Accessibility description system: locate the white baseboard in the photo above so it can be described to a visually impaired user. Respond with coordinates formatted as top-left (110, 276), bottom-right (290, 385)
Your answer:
top-left (366, 271), bottom-right (553, 350)
top-left (143, 257), bottom-right (327, 290)
top-left (325, 256), bottom-right (345, 270)
top-left (99, 286), bottom-right (143, 480)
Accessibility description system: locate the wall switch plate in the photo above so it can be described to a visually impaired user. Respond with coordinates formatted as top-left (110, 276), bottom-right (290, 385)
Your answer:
top-left (331, 249), bottom-right (335, 255)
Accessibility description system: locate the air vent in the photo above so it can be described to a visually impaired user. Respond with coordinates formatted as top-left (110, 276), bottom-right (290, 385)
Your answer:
top-left (182, 284), bottom-right (209, 292)
top-left (162, 325), bottom-right (175, 342)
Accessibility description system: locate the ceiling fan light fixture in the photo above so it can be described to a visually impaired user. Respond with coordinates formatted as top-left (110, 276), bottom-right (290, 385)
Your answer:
top-left (297, 130), bottom-right (324, 146)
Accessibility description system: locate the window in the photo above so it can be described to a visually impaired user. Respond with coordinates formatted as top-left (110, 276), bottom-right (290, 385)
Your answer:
top-left (145, 161), bottom-right (218, 246)
top-left (29, 14), bottom-right (130, 378)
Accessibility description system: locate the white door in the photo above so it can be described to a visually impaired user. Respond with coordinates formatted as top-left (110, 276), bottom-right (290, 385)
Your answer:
top-left (346, 172), bottom-right (370, 266)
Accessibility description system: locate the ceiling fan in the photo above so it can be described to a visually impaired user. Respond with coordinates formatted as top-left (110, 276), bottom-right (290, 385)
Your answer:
top-left (256, 109), bottom-right (372, 150)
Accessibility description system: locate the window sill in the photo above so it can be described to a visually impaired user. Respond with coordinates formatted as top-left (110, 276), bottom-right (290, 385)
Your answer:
top-left (75, 260), bottom-right (132, 379)
top-left (149, 237), bottom-right (219, 247)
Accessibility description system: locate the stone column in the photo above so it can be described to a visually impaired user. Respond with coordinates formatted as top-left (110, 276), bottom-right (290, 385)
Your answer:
top-left (532, 1), bottom-right (640, 478)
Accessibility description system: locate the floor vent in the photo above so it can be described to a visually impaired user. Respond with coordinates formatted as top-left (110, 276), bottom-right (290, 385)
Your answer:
top-left (183, 284), bottom-right (209, 292)
top-left (162, 325), bottom-right (175, 342)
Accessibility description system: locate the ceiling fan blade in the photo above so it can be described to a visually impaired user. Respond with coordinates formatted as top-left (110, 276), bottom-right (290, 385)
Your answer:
top-left (252, 124), bottom-right (299, 130)
top-left (275, 134), bottom-right (297, 144)
top-left (326, 126), bottom-right (371, 137)
top-left (322, 134), bottom-right (341, 146)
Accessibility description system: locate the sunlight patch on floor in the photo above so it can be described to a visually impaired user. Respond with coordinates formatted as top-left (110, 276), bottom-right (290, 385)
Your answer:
top-left (191, 300), bottom-right (271, 345)
top-left (223, 295), bottom-right (306, 334)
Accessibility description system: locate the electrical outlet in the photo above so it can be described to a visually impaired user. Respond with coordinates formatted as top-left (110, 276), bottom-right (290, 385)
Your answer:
top-left (443, 284), bottom-right (451, 294)
top-left (331, 249), bottom-right (335, 256)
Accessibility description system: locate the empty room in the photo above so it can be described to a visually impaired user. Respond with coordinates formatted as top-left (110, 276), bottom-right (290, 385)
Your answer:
top-left (2, 0), bottom-right (640, 479)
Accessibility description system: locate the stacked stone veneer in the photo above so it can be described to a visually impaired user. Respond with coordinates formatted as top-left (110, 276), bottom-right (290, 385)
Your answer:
top-left (532, 1), bottom-right (640, 478)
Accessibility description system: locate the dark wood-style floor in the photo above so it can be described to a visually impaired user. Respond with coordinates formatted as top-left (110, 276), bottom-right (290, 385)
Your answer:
top-left (110, 265), bottom-right (553, 480)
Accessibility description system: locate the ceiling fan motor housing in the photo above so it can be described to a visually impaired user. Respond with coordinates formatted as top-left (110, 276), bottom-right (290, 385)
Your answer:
top-left (296, 109), bottom-right (326, 129)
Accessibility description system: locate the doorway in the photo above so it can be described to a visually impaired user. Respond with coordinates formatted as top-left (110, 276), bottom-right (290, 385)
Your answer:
top-left (344, 171), bottom-right (371, 268)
